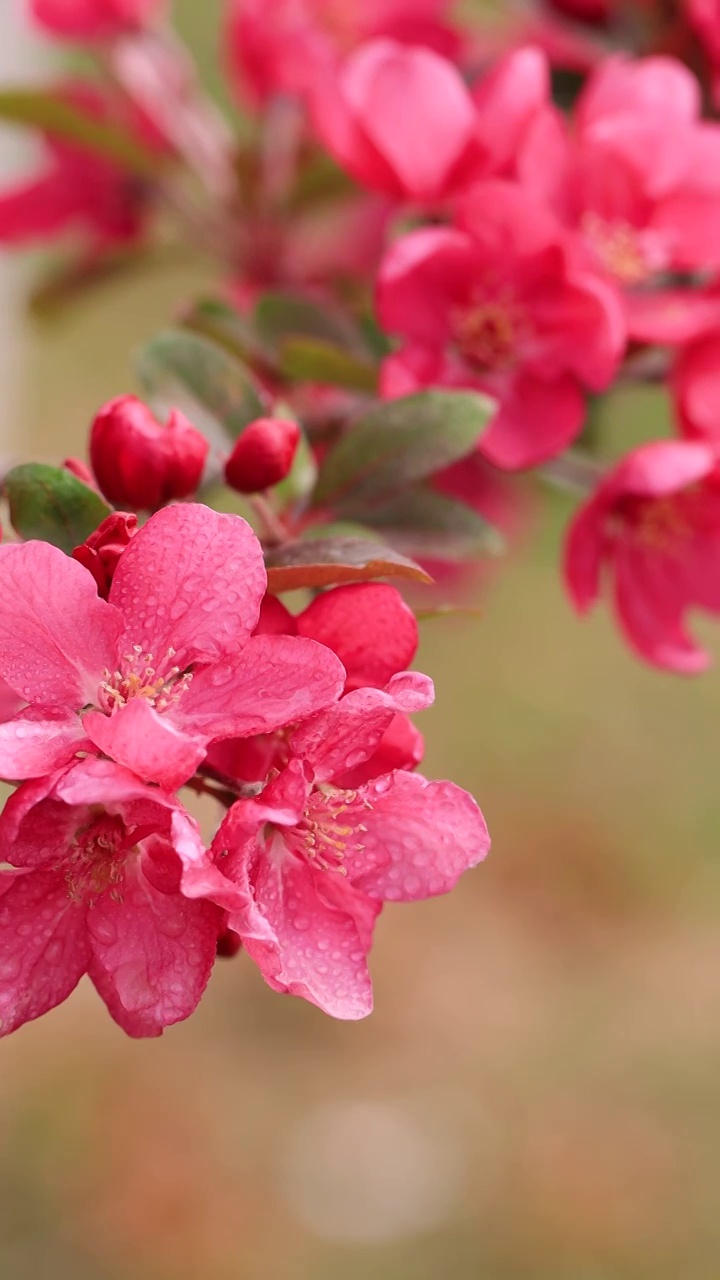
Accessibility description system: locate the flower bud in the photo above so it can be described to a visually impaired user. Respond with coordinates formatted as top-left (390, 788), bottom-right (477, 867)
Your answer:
top-left (30, 0), bottom-right (163, 41)
top-left (63, 457), bottom-right (97, 487)
top-left (72, 511), bottom-right (138, 598)
top-left (90, 395), bottom-right (208, 511)
top-left (224, 417), bottom-right (300, 495)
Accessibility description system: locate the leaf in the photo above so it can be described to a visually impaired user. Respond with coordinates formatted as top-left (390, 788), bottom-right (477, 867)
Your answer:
top-left (254, 290), bottom-right (367, 354)
top-left (4, 464), bottom-right (110, 554)
top-left (278, 337), bottom-right (379, 393)
top-left (363, 487), bottom-right (504, 560)
top-left (264, 537), bottom-right (432, 593)
top-left (312, 390), bottom-right (495, 511)
top-left (179, 298), bottom-right (275, 369)
top-left (0, 89), bottom-right (158, 175)
top-left (135, 329), bottom-right (265, 454)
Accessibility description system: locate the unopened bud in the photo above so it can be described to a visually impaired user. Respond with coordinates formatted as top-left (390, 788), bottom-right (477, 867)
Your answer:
top-left (224, 417), bottom-right (300, 495)
top-left (90, 394), bottom-right (208, 511)
top-left (63, 457), bottom-right (97, 488)
top-left (30, 0), bottom-right (163, 41)
top-left (72, 511), bottom-right (138, 598)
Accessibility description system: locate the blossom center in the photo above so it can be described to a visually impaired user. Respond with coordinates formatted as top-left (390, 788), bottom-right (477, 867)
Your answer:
top-left (626, 495), bottom-right (691, 554)
top-left (97, 645), bottom-right (193, 715)
top-left (64, 813), bottom-right (131, 903)
top-left (581, 213), bottom-right (652, 285)
top-left (292, 789), bottom-right (368, 875)
top-left (452, 295), bottom-right (523, 371)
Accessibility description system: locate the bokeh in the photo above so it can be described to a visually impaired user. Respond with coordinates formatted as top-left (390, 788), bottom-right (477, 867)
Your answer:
top-left (2, 3), bottom-right (720, 1278)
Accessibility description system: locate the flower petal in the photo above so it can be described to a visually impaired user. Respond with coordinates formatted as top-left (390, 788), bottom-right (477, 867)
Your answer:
top-left (0, 707), bottom-right (87, 780)
top-left (0, 867), bottom-right (89, 1036)
top-left (480, 369), bottom-right (586, 470)
top-left (297, 583), bottom-right (418, 690)
top-left (109, 504), bottom-right (267, 668)
top-left (176, 634), bottom-right (346, 741)
top-left (338, 771), bottom-right (490, 901)
top-left (83, 699), bottom-right (207, 790)
top-left (0, 541), bottom-right (122, 707)
top-left (226, 831), bottom-right (378, 1019)
top-left (86, 859), bottom-right (221, 1037)
top-left (290, 671), bottom-right (434, 781)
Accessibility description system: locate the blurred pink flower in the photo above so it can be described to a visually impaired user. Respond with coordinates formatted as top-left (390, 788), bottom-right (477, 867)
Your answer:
top-left (30, 0), bottom-right (162, 40)
top-left (0, 504), bottom-right (345, 788)
top-left (309, 40), bottom-right (547, 204)
top-left (377, 180), bottom-right (624, 469)
top-left (0, 756), bottom-right (221, 1037)
top-left (565, 440), bottom-right (720, 672)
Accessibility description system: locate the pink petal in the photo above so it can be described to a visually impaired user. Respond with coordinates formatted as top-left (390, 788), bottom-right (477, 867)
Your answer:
top-left (0, 679), bottom-right (28, 723)
top-left (83, 699), bottom-right (206, 790)
top-left (377, 226), bottom-right (474, 347)
top-left (335, 771), bottom-right (490, 901)
top-left (310, 65), bottom-right (403, 197)
top-left (0, 770), bottom-right (80, 867)
top-left (0, 541), bottom-right (123, 707)
top-left (0, 171), bottom-right (81, 244)
top-left (332, 712), bottom-right (425, 789)
top-left (87, 859), bottom-right (221, 1037)
top-left (609, 440), bottom-right (717, 499)
top-left (613, 541), bottom-right (709, 674)
top-left (625, 289), bottom-right (720, 345)
top-left (472, 45), bottom-right (551, 175)
top-left (290, 671), bottom-right (434, 782)
top-left (0, 867), bottom-right (89, 1036)
top-left (175, 634), bottom-right (346, 741)
top-left (577, 55), bottom-right (701, 130)
top-left (109, 504), bottom-right (267, 668)
top-left (0, 707), bottom-right (86, 780)
top-left (563, 496), bottom-right (608, 614)
top-left (228, 838), bottom-right (378, 1020)
top-left (480, 370), bottom-right (586, 470)
top-left (297, 584), bottom-right (418, 689)
top-left (342, 40), bottom-right (477, 201)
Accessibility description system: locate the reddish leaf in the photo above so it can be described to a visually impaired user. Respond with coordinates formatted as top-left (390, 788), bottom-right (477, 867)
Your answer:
top-left (265, 537), bottom-right (432, 593)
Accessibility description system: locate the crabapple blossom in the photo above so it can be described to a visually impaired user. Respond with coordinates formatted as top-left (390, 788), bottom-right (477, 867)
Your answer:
top-left (90, 396), bottom-right (209, 510)
top-left (377, 179), bottom-right (624, 469)
top-left (518, 54), bottom-right (720, 340)
top-left (0, 84), bottom-right (156, 251)
top-left (0, 504), bottom-right (345, 789)
top-left (0, 756), bottom-right (221, 1037)
top-left (672, 332), bottom-right (720, 443)
top-left (226, 0), bottom-right (461, 106)
top-left (309, 40), bottom-right (548, 205)
top-left (30, 0), bottom-right (163, 40)
top-left (565, 440), bottom-right (720, 672)
top-left (186, 677), bottom-right (489, 1019)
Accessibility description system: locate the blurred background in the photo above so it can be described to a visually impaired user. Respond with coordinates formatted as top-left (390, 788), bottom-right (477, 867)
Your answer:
top-left (3, 3), bottom-right (720, 1278)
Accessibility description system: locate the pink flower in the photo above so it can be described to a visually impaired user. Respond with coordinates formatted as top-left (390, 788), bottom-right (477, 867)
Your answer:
top-left (206, 583), bottom-right (423, 788)
top-left (564, 440), bottom-right (720, 672)
top-left (188, 676), bottom-right (489, 1019)
top-left (30, 0), bottom-right (162, 40)
top-left (0, 503), bottom-right (345, 788)
top-left (672, 331), bottom-right (720, 442)
top-left (226, 0), bottom-right (462, 107)
top-left (90, 395), bottom-right (208, 510)
top-left (0, 757), bottom-right (221, 1037)
top-left (0, 83), bottom-right (156, 252)
top-left (518, 54), bottom-right (720, 341)
top-left (308, 40), bottom-right (547, 205)
top-left (377, 179), bottom-right (624, 469)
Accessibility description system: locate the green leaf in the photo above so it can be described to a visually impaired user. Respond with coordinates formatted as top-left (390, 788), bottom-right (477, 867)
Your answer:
top-left (0, 89), bottom-right (159, 175)
top-left (278, 337), bottom-right (378, 393)
top-left (179, 298), bottom-right (274, 369)
top-left (5, 464), bottom-right (110, 554)
top-left (312, 390), bottom-right (495, 512)
top-left (254, 291), bottom-right (367, 354)
top-left (135, 329), bottom-right (265, 451)
top-left (265, 536), bottom-right (432, 593)
top-left (363, 487), bottom-right (504, 560)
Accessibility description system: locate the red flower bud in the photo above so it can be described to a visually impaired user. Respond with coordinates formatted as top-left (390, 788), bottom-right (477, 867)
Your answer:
top-left (89, 395), bottom-right (208, 511)
top-left (216, 927), bottom-right (243, 959)
top-left (72, 511), bottom-right (138, 598)
top-left (30, 0), bottom-right (163, 41)
top-left (224, 417), bottom-right (300, 495)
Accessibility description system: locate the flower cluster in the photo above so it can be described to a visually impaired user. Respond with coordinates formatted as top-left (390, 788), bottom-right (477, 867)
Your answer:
top-left (4, 0), bottom-right (720, 1033)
